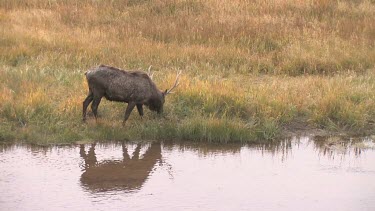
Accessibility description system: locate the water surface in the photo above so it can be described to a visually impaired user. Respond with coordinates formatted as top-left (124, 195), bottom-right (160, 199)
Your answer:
top-left (1, 137), bottom-right (375, 210)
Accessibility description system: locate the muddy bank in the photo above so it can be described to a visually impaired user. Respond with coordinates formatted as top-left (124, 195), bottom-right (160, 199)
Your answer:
top-left (281, 118), bottom-right (375, 140)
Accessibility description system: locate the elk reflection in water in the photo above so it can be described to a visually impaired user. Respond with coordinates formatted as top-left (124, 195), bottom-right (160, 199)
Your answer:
top-left (79, 142), bottom-right (161, 192)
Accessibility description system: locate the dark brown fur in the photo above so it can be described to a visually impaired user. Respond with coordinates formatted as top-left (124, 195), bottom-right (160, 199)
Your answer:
top-left (82, 65), bottom-right (166, 124)
top-left (80, 142), bottom-right (161, 192)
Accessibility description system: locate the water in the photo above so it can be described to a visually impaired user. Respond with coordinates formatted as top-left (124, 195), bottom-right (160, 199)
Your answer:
top-left (1, 137), bottom-right (375, 211)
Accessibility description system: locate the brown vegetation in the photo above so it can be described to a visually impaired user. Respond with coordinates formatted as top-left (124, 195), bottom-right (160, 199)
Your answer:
top-left (0, 0), bottom-right (374, 143)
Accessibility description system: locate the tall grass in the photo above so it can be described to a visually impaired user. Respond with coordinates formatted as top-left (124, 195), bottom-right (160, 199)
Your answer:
top-left (0, 0), bottom-right (374, 144)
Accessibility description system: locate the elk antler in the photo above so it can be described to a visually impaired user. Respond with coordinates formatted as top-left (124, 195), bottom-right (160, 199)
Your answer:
top-left (147, 65), bottom-right (154, 80)
top-left (165, 70), bottom-right (182, 95)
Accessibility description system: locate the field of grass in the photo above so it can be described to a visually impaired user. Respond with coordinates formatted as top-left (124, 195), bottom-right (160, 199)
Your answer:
top-left (0, 0), bottom-right (374, 144)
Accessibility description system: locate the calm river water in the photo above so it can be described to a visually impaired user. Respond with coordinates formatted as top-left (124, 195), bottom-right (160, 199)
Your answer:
top-left (1, 136), bottom-right (374, 211)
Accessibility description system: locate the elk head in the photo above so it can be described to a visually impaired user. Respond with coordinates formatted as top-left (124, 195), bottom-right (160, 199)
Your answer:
top-left (148, 70), bottom-right (182, 114)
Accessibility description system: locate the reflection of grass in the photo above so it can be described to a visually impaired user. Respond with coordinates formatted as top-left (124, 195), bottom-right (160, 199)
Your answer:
top-left (0, 0), bottom-right (375, 144)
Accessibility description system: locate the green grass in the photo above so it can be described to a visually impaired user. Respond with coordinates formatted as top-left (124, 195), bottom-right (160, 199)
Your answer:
top-left (0, 0), bottom-right (374, 144)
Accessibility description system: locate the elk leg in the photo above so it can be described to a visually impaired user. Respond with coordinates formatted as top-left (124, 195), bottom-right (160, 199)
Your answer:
top-left (122, 142), bottom-right (130, 161)
top-left (79, 145), bottom-right (86, 159)
top-left (82, 91), bottom-right (93, 122)
top-left (132, 144), bottom-right (141, 159)
top-left (91, 97), bottom-right (102, 121)
top-left (79, 145), bottom-right (89, 169)
top-left (87, 143), bottom-right (97, 164)
top-left (80, 144), bottom-right (97, 169)
top-left (136, 104), bottom-right (144, 117)
top-left (123, 102), bottom-right (136, 125)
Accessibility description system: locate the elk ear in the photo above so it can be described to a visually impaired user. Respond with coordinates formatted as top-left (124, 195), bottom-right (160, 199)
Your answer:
top-left (163, 89), bottom-right (168, 96)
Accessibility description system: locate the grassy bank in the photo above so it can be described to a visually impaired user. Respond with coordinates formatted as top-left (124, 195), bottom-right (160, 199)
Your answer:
top-left (0, 0), bottom-right (374, 144)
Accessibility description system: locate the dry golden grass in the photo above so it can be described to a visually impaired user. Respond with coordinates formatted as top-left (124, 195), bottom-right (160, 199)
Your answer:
top-left (0, 0), bottom-right (374, 143)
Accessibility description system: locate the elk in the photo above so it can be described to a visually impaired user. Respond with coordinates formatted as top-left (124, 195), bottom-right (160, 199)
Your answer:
top-left (80, 142), bottom-right (162, 192)
top-left (82, 65), bottom-right (181, 124)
